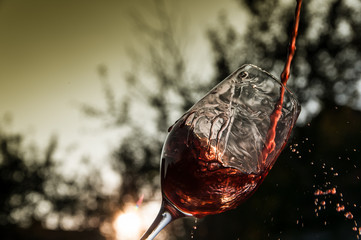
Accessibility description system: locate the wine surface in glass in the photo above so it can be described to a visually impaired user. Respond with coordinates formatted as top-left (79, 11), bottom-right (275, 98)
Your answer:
top-left (162, 121), bottom-right (273, 218)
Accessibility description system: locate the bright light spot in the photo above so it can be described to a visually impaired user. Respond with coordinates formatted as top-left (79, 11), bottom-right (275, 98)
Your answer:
top-left (111, 196), bottom-right (161, 240)
top-left (113, 207), bottom-right (142, 240)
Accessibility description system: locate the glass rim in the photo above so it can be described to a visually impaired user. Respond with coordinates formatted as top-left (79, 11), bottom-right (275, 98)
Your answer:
top-left (237, 63), bottom-right (299, 101)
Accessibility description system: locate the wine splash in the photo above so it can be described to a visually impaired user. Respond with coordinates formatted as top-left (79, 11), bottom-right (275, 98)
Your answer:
top-left (162, 123), bottom-right (263, 218)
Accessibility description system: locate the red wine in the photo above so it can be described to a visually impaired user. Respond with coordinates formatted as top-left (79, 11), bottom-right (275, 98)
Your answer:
top-left (280, 0), bottom-right (303, 86)
top-left (261, 0), bottom-right (302, 166)
top-left (161, 123), bottom-right (267, 218)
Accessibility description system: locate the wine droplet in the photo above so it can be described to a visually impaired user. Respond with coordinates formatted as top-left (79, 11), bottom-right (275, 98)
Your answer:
top-left (345, 212), bottom-right (354, 219)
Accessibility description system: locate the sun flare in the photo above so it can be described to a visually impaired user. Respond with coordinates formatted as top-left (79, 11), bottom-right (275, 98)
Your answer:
top-left (113, 208), bottom-right (141, 240)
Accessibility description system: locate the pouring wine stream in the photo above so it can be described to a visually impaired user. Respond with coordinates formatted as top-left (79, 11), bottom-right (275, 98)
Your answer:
top-left (261, 0), bottom-right (302, 168)
top-left (140, 1), bottom-right (302, 239)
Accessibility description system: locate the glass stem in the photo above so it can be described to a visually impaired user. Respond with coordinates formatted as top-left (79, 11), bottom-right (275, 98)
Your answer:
top-left (140, 208), bottom-right (172, 240)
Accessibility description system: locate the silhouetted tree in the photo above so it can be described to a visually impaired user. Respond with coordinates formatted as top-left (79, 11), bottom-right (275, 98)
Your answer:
top-left (0, 123), bottom-right (116, 239)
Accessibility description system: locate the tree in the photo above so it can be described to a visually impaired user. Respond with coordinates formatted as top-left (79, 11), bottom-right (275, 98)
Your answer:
top-left (0, 121), bottom-right (116, 239)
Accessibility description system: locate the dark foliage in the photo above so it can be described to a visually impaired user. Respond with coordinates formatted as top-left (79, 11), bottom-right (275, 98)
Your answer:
top-left (0, 128), bottom-right (116, 239)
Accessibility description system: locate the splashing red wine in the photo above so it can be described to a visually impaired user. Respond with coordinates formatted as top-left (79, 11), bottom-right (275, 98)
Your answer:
top-left (162, 122), bottom-right (265, 218)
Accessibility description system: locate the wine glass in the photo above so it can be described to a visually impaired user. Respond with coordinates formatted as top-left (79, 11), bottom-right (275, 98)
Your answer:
top-left (140, 64), bottom-right (301, 239)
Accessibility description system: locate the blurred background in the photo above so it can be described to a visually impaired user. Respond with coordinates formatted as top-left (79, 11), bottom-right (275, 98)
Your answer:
top-left (1, 0), bottom-right (361, 239)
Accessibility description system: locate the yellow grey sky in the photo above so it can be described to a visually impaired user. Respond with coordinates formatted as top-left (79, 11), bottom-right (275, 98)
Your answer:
top-left (0, 0), bottom-right (245, 166)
